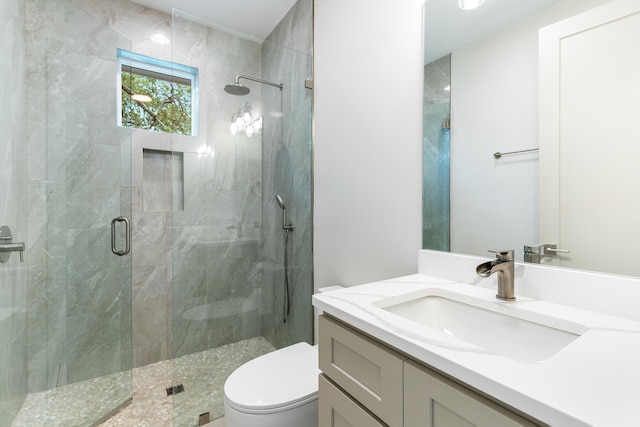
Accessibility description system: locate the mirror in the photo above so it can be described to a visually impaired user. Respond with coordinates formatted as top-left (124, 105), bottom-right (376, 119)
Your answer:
top-left (422, 0), bottom-right (634, 276)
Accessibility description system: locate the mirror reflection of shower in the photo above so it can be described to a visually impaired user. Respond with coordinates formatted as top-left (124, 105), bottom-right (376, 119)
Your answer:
top-left (275, 194), bottom-right (293, 323)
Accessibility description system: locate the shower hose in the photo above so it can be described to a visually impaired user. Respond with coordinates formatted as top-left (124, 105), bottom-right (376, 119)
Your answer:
top-left (283, 227), bottom-right (292, 323)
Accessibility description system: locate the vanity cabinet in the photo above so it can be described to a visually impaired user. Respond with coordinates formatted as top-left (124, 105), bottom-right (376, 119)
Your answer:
top-left (319, 374), bottom-right (386, 427)
top-left (318, 314), bottom-right (405, 426)
top-left (318, 314), bottom-right (543, 427)
top-left (404, 359), bottom-right (538, 427)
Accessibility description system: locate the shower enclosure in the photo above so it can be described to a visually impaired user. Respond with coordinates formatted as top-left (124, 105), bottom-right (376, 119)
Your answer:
top-left (2, 0), bottom-right (313, 426)
top-left (167, 8), bottom-right (313, 424)
top-left (2, 1), bottom-right (133, 426)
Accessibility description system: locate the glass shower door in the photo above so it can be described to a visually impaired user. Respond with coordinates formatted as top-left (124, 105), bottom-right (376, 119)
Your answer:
top-left (169, 8), bottom-right (313, 425)
top-left (0, 0), bottom-right (28, 424)
top-left (62, 2), bottom-right (132, 389)
top-left (59, 4), bottom-right (133, 423)
top-left (10, 2), bottom-right (133, 426)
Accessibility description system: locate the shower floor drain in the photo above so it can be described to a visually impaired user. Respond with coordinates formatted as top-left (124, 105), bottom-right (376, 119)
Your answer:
top-left (166, 384), bottom-right (185, 396)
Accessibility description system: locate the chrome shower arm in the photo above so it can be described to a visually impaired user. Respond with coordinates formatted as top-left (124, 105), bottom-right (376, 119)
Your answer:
top-left (236, 74), bottom-right (283, 90)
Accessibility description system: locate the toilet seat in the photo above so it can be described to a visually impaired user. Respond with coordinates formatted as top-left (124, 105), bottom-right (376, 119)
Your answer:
top-left (224, 342), bottom-right (319, 414)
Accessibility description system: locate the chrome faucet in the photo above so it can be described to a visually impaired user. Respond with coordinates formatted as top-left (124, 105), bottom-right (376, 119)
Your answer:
top-left (476, 250), bottom-right (515, 301)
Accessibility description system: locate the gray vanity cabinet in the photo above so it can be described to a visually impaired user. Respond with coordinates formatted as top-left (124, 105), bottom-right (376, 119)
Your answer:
top-left (318, 375), bottom-right (386, 427)
top-left (404, 359), bottom-right (538, 426)
top-left (318, 314), bottom-right (405, 426)
top-left (318, 314), bottom-right (543, 427)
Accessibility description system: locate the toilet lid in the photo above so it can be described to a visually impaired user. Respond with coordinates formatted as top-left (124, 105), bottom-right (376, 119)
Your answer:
top-left (224, 342), bottom-right (319, 412)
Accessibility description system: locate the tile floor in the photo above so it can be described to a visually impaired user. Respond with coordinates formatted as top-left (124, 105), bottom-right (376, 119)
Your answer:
top-left (13, 337), bottom-right (275, 427)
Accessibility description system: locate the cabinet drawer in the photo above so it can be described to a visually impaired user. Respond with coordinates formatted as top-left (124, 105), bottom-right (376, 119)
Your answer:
top-left (319, 315), bottom-right (405, 427)
top-left (404, 360), bottom-right (541, 427)
top-left (319, 374), bottom-right (386, 427)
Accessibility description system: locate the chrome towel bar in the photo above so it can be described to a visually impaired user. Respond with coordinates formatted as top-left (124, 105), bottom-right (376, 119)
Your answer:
top-left (493, 148), bottom-right (539, 159)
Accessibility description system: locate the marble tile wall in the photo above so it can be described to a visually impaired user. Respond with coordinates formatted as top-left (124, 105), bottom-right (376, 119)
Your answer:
top-left (55, 0), bottom-right (266, 367)
top-left (24, 0), bottom-right (67, 395)
top-left (19, 7), bottom-right (312, 423)
top-left (69, 1), bottom-right (174, 369)
top-left (67, 0), bottom-right (313, 368)
top-left (422, 55), bottom-right (451, 252)
top-left (24, 0), bottom-right (132, 398)
top-left (0, 0), bottom-right (28, 424)
top-left (261, 0), bottom-right (314, 348)
top-left (142, 150), bottom-right (183, 212)
top-left (169, 11), bottom-right (265, 360)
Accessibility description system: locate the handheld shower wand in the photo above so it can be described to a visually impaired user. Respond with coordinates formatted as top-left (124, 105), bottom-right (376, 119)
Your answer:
top-left (275, 195), bottom-right (293, 323)
top-left (275, 195), bottom-right (294, 230)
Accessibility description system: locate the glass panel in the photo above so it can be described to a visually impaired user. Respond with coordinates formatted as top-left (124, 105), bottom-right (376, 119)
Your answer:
top-left (423, 55), bottom-right (451, 251)
top-left (9, 2), bottom-right (132, 426)
top-left (0, 0), bottom-right (28, 424)
top-left (169, 6), bottom-right (313, 425)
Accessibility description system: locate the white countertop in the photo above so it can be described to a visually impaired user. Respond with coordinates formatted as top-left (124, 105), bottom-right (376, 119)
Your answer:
top-left (312, 273), bottom-right (640, 426)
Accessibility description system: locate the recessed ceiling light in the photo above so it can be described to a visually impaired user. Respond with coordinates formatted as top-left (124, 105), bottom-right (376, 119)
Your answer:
top-left (458, 0), bottom-right (485, 10)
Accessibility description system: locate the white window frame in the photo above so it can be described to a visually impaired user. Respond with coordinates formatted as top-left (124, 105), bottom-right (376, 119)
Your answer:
top-left (117, 49), bottom-right (199, 136)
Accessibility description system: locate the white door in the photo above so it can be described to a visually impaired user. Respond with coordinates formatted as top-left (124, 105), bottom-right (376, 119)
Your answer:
top-left (539, 0), bottom-right (640, 276)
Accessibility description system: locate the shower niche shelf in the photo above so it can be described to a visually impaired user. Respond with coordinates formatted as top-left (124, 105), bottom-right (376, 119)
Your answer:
top-left (142, 149), bottom-right (184, 212)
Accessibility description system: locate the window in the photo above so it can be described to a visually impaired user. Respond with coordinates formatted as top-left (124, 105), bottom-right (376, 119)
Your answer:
top-left (117, 49), bottom-right (199, 136)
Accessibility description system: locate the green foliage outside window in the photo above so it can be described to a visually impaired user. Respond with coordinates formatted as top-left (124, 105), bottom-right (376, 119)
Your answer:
top-left (121, 71), bottom-right (192, 135)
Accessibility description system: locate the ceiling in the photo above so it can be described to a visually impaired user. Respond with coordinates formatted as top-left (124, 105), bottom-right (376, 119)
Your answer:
top-left (424, 0), bottom-right (565, 64)
top-left (129, 0), bottom-right (567, 63)
top-left (129, 0), bottom-right (299, 41)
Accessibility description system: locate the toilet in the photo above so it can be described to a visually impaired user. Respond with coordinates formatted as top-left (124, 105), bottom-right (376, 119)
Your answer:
top-left (223, 342), bottom-right (320, 427)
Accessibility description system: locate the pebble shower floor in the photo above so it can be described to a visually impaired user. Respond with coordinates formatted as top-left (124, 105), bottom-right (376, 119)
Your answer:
top-left (12, 337), bottom-right (275, 427)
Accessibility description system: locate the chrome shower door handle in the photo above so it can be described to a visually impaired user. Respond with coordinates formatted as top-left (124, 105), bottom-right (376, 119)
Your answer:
top-left (111, 216), bottom-right (131, 256)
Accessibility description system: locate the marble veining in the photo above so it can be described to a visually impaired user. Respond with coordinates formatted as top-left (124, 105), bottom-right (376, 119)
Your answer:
top-left (313, 258), bottom-right (640, 426)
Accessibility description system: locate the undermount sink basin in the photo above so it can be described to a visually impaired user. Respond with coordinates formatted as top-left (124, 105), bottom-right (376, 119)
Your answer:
top-left (374, 289), bottom-right (587, 363)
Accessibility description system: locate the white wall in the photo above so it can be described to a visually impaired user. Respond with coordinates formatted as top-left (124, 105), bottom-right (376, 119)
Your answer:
top-left (313, 0), bottom-right (424, 290)
top-left (450, 0), bottom-right (614, 260)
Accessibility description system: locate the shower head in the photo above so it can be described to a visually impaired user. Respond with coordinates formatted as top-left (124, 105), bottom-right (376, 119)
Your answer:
top-left (275, 195), bottom-right (293, 230)
top-left (275, 194), bottom-right (286, 210)
top-left (224, 83), bottom-right (251, 96)
top-left (224, 74), bottom-right (283, 96)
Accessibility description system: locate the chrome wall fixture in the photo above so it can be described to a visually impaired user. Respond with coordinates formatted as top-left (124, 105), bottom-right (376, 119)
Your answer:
top-left (224, 74), bottom-right (283, 96)
top-left (0, 225), bottom-right (25, 263)
top-left (524, 243), bottom-right (570, 264)
top-left (275, 194), bottom-right (294, 231)
top-left (275, 195), bottom-right (293, 323)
